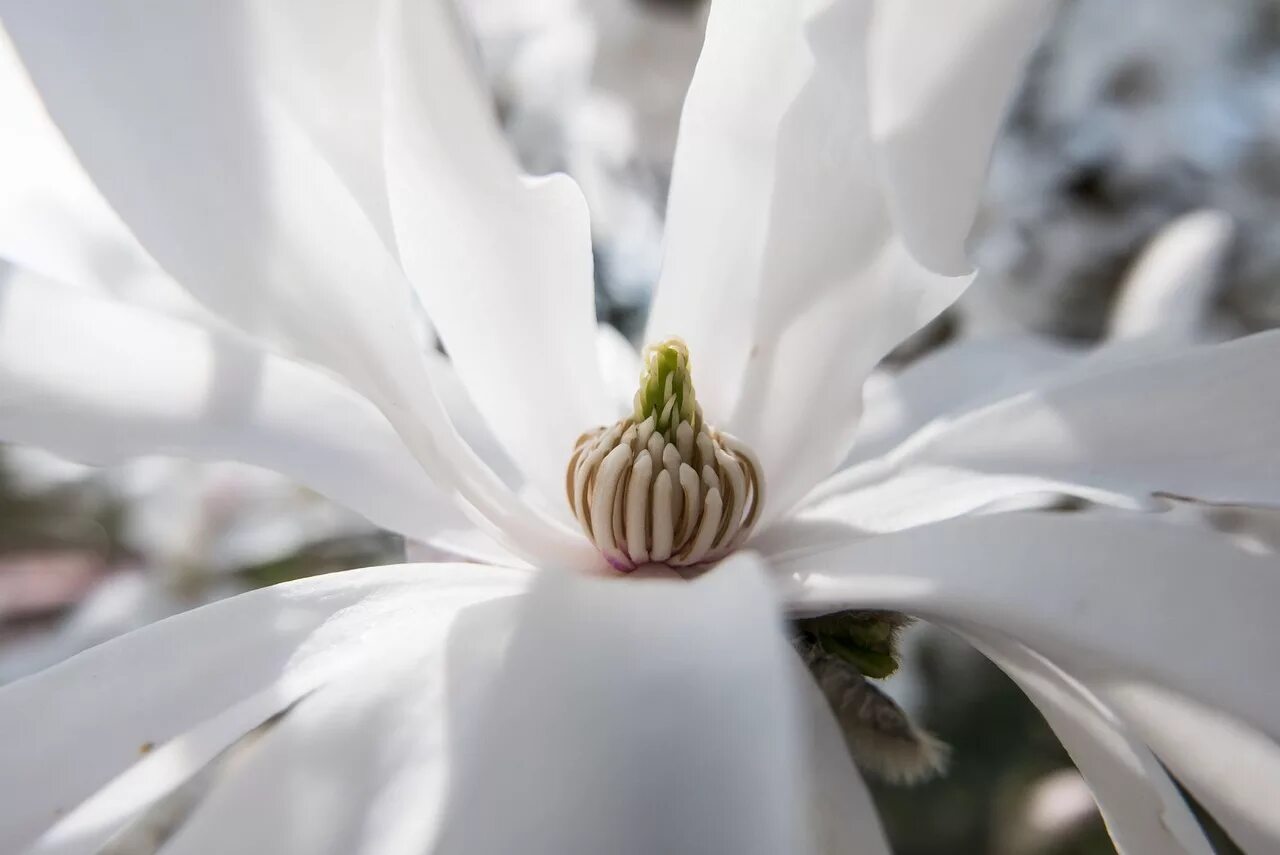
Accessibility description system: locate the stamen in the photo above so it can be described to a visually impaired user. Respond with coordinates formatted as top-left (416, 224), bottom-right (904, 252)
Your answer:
top-left (567, 337), bottom-right (764, 570)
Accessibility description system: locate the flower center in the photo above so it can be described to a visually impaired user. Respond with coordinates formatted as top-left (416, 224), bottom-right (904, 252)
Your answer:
top-left (566, 337), bottom-right (764, 571)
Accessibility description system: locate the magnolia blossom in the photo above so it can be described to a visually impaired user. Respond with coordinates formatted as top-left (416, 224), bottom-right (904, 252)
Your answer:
top-left (0, 2), bottom-right (1278, 855)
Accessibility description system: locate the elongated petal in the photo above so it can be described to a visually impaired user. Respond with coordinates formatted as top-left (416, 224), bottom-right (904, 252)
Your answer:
top-left (157, 562), bottom-right (851, 855)
top-left (735, 241), bottom-right (972, 520)
top-left (246, 1), bottom-right (394, 247)
top-left (118, 579), bottom-right (526, 855)
top-left (1104, 683), bottom-right (1280, 854)
top-left (815, 332), bottom-right (1280, 518)
top-left (0, 1), bottom-right (586, 566)
top-left (435, 554), bottom-right (807, 855)
top-left (596, 323), bottom-right (642, 417)
top-left (0, 2), bottom-right (406, 388)
top-left (849, 206), bottom-right (1233, 478)
top-left (776, 515), bottom-right (1280, 746)
top-left (0, 265), bottom-right (488, 554)
top-left (648, 0), bottom-right (864, 423)
top-left (918, 332), bottom-right (1280, 509)
top-left (382, 0), bottom-right (614, 509)
top-left (771, 466), bottom-right (1150, 542)
top-left (868, 0), bottom-right (1057, 274)
top-left (0, 563), bottom-right (529, 853)
top-left (0, 2), bottom-right (395, 305)
top-left (0, 27), bottom-right (199, 319)
top-left (957, 627), bottom-right (1213, 854)
top-left (795, 658), bottom-right (892, 855)
top-left (850, 336), bottom-right (1082, 468)
top-left (648, 0), bottom-right (973, 515)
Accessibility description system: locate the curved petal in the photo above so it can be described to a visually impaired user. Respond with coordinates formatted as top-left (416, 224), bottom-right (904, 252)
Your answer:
top-left (1103, 683), bottom-right (1280, 854)
top-left (434, 553), bottom-right (809, 855)
top-left (647, 0), bottom-right (875, 424)
top-left (595, 323), bottom-right (642, 418)
top-left (817, 332), bottom-right (1280, 516)
top-left (775, 514), bottom-right (1280, 745)
top-left (0, 563), bottom-right (529, 854)
top-left (382, 0), bottom-right (614, 509)
top-left (956, 627), bottom-right (1213, 854)
top-left (0, 26), bottom-right (200, 319)
top-left (734, 241), bottom-right (972, 520)
top-left (846, 209), bottom-right (1240, 483)
top-left (794, 657), bottom-right (892, 855)
top-left (19, 557), bottom-right (852, 855)
top-left (0, 1), bottom-right (396, 305)
top-left (113, 579), bottom-right (526, 855)
top-left (0, 265), bottom-right (490, 554)
top-left (1107, 209), bottom-right (1234, 343)
top-left (0, 1), bottom-right (407, 387)
top-left (850, 336), bottom-right (1083, 468)
top-left (246, 1), bottom-right (394, 248)
top-left (648, 0), bottom-right (974, 515)
top-left (868, 0), bottom-right (1057, 274)
top-left (771, 466), bottom-right (1150, 541)
top-left (0, 1), bottom-right (588, 567)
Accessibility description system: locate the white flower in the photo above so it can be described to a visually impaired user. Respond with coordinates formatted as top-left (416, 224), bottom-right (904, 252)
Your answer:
top-left (0, 2), bottom-right (1277, 855)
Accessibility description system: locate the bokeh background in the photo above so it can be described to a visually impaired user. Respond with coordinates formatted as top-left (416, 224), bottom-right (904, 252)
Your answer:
top-left (3, 0), bottom-right (1276, 851)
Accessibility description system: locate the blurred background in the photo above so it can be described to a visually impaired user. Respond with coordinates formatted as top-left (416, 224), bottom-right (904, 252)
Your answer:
top-left (3, 0), bottom-right (1277, 851)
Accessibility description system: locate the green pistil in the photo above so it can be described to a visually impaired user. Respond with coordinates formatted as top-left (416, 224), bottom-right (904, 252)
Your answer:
top-left (633, 337), bottom-right (702, 441)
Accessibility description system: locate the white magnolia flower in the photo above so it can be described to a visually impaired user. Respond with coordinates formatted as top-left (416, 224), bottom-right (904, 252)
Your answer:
top-left (0, 2), bottom-right (1278, 855)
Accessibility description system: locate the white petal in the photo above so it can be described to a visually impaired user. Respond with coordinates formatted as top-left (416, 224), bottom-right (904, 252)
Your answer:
top-left (1107, 209), bottom-right (1234, 343)
top-left (595, 323), bottom-right (642, 418)
top-left (0, 0), bottom-right (405, 306)
top-left (0, 265), bottom-right (481, 552)
top-left (850, 226), bottom-right (1248, 479)
top-left (737, 241), bottom-right (972, 520)
top-left (123, 576), bottom-right (527, 855)
top-left (771, 465), bottom-right (1150, 542)
top-left (777, 514), bottom-right (1280, 748)
top-left (649, 0), bottom-right (972, 515)
top-left (381, 0), bottom-right (615, 509)
top-left (0, 2), bottom-right (406, 387)
top-left (0, 26), bottom-right (200, 319)
top-left (794, 658), bottom-right (892, 855)
top-left (648, 0), bottom-right (868, 423)
top-left (850, 335), bottom-right (1083, 468)
top-left (822, 332), bottom-right (1280, 515)
top-left (0, 563), bottom-right (529, 853)
top-left (1104, 683), bottom-right (1280, 854)
top-left (957, 627), bottom-right (1213, 855)
top-left (435, 553), bottom-right (809, 855)
top-left (868, 0), bottom-right (1057, 274)
top-left (246, 1), bottom-right (394, 248)
top-left (1, 2), bottom-right (586, 567)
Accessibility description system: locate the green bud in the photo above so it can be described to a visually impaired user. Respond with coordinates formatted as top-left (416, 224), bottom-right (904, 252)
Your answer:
top-left (794, 610), bottom-right (912, 680)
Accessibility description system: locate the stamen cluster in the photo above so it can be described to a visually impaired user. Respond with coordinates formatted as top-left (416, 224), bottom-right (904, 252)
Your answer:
top-left (566, 338), bottom-right (763, 570)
